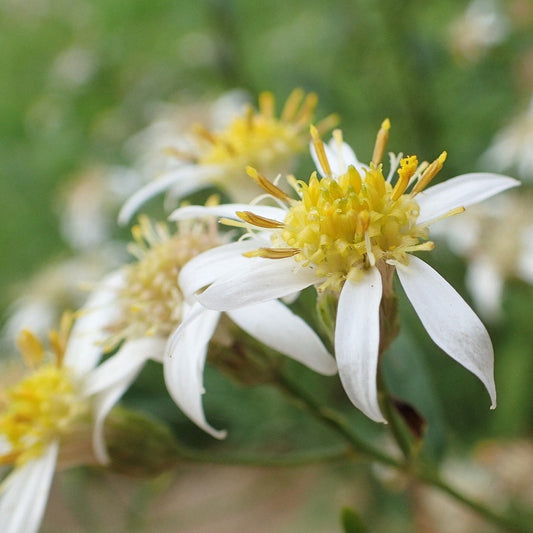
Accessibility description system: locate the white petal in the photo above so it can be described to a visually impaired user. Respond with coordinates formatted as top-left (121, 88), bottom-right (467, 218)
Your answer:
top-left (64, 271), bottom-right (125, 377)
top-left (227, 300), bottom-right (337, 375)
top-left (169, 203), bottom-right (287, 223)
top-left (417, 173), bottom-right (520, 225)
top-left (178, 240), bottom-right (268, 301)
top-left (83, 337), bottom-right (166, 463)
top-left (198, 257), bottom-right (318, 311)
top-left (335, 271), bottom-right (386, 423)
top-left (0, 441), bottom-right (59, 533)
top-left (164, 307), bottom-right (226, 439)
top-left (397, 255), bottom-right (496, 407)
top-left (82, 336), bottom-right (166, 396)
top-left (118, 166), bottom-right (217, 225)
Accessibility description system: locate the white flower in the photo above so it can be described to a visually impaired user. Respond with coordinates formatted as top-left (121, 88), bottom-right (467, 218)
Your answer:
top-left (481, 95), bottom-right (533, 181)
top-left (80, 216), bottom-right (336, 439)
top-left (118, 89), bottom-right (337, 225)
top-left (432, 192), bottom-right (533, 321)
top-left (0, 278), bottom-right (140, 533)
top-left (171, 121), bottom-right (519, 424)
top-left (448, 0), bottom-right (509, 63)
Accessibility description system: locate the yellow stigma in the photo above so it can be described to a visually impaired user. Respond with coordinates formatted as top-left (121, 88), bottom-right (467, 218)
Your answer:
top-left (198, 89), bottom-right (337, 172)
top-left (109, 216), bottom-right (222, 345)
top-left (0, 318), bottom-right (88, 466)
top-left (244, 122), bottom-right (446, 293)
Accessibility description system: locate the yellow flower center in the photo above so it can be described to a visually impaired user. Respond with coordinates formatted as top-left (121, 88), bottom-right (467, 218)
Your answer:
top-left (0, 365), bottom-right (86, 466)
top-left (110, 216), bottom-right (222, 344)
top-left (0, 320), bottom-right (88, 467)
top-left (279, 165), bottom-right (427, 291)
top-left (197, 89), bottom-right (337, 173)
top-left (240, 122), bottom-right (447, 293)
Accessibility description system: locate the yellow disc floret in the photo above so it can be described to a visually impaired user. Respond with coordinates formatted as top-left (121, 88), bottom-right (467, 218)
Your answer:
top-left (242, 122), bottom-right (447, 294)
top-left (0, 364), bottom-right (86, 465)
top-left (197, 89), bottom-right (338, 172)
top-left (280, 164), bottom-right (428, 292)
top-left (109, 215), bottom-right (223, 345)
top-left (0, 319), bottom-right (88, 467)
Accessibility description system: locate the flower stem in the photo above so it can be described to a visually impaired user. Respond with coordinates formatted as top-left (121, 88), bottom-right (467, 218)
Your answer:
top-left (275, 369), bottom-right (533, 533)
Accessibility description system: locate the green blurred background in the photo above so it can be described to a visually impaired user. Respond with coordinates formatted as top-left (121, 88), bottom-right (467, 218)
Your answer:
top-left (1, 0), bottom-right (533, 531)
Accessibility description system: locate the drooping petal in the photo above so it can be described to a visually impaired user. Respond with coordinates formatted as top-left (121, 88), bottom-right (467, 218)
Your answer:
top-left (335, 270), bottom-right (386, 423)
top-left (417, 173), bottom-right (520, 225)
top-left (396, 255), bottom-right (496, 407)
top-left (84, 337), bottom-right (166, 464)
top-left (198, 257), bottom-right (319, 311)
top-left (227, 300), bottom-right (337, 375)
top-left (164, 307), bottom-right (226, 439)
top-left (0, 441), bottom-right (59, 533)
top-left (118, 166), bottom-right (219, 225)
top-left (64, 271), bottom-right (125, 377)
top-left (178, 240), bottom-right (269, 301)
top-left (83, 337), bottom-right (167, 396)
top-left (169, 203), bottom-right (287, 223)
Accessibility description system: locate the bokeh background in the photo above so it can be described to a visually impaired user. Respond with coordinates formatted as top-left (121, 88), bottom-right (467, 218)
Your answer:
top-left (2, 0), bottom-right (533, 531)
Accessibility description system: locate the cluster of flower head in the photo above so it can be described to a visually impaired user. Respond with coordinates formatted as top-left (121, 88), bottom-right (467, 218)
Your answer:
top-left (0, 87), bottom-right (521, 533)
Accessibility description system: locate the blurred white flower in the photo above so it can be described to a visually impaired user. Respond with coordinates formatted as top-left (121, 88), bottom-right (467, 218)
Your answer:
top-left (79, 216), bottom-right (335, 438)
top-left (58, 165), bottom-right (142, 250)
top-left (0, 288), bottom-right (139, 533)
top-left (432, 191), bottom-right (533, 321)
top-left (448, 0), bottom-right (509, 63)
top-left (171, 122), bottom-right (518, 423)
top-left (1, 247), bottom-right (126, 352)
top-left (482, 96), bottom-right (533, 181)
top-left (119, 89), bottom-right (337, 224)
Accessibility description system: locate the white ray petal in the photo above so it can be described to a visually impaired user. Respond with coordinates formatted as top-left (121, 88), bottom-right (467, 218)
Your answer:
top-left (335, 271), bottom-right (386, 423)
top-left (0, 441), bottom-right (59, 533)
top-left (227, 300), bottom-right (337, 375)
top-left (397, 255), bottom-right (496, 407)
top-left (164, 307), bottom-right (226, 439)
top-left (198, 257), bottom-right (319, 311)
top-left (64, 271), bottom-right (125, 377)
top-left (82, 336), bottom-right (166, 396)
top-left (83, 337), bottom-right (166, 463)
top-left (417, 173), bottom-right (520, 225)
top-left (118, 166), bottom-right (219, 225)
top-left (178, 240), bottom-right (268, 300)
top-left (169, 203), bottom-right (287, 223)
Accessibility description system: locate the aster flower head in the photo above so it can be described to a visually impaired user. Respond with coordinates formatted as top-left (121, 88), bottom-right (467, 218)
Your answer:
top-left (172, 121), bottom-right (519, 424)
top-left (119, 89), bottom-right (338, 224)
top-left (83, 213), bottom-right (335, 439)
top-left (0, 306), bottom-right (136, 533)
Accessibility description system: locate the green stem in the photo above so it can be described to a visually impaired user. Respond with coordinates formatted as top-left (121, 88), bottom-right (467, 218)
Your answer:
top-left (175, 442), bottom-right (351, 467)
top-left (276, 369), bottom-right (533, 533)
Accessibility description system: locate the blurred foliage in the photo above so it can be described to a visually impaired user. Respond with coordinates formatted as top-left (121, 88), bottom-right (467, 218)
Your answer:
top-left (2, 0), bottom-right (533, 531)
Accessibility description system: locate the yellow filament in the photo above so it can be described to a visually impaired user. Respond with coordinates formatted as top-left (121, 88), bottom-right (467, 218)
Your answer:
top-left (246, 166), bottom-right (290, 201)
top-left (236, 211), bottom-right (285, 229)
top-left (372, 118), bottom-right (391, 166)
top-left (259, 91), bottom-right (275, 118)
top-left (281, 88), bottom-right (305, 121)
top-left (310, 125), bottom-right (332, 176)
top-left (16, 330), bottom-right (45, 369)
top-left (392, 155), bottom-right (418, 201)
top-left (411, 151), bottom-right (447, 195)
top-left (243, 247), bottom-right (300, 259)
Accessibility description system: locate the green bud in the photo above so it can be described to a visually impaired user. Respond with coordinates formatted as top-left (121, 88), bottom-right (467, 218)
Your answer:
top-left (104, 407), bottom-right (180, 477)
